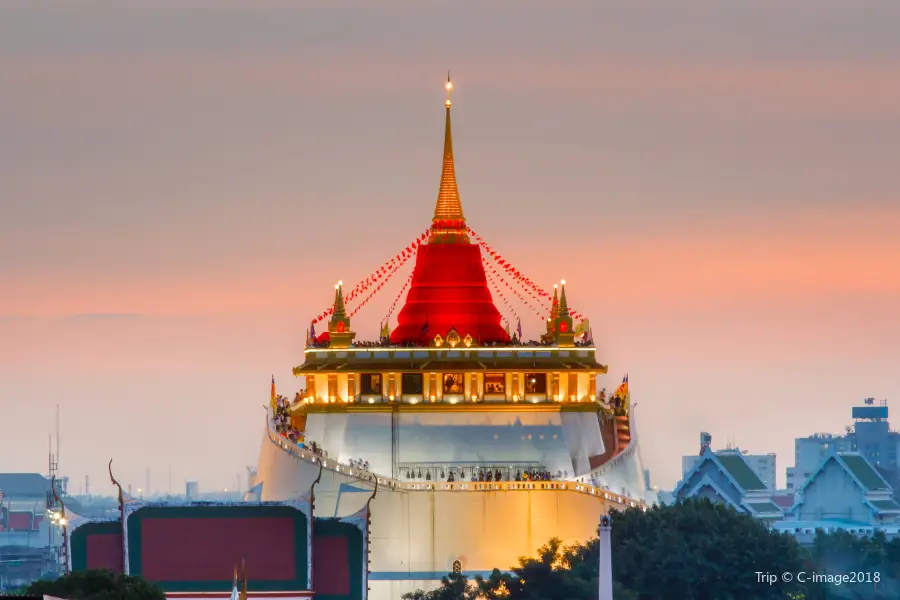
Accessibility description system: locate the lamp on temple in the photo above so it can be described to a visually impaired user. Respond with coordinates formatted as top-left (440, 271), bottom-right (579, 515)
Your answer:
top-left (327, 280), bottom-right (356, 348)
top-left (552, 280), bottom-right (575, 347)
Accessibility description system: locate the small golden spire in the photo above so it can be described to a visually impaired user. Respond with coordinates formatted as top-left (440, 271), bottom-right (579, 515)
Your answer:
top-left (332, 280), bottom-right (347, 320)
top-left (558, 280), bottom-right (570, 316)
top-left (429, 72), bottom-right (469, 244)
top-left (551, 284), bottom-right (560, 319)
top-left (328, 280), bottom-right (355, 348)
top-left (553, 280), bottom-right (575, 347)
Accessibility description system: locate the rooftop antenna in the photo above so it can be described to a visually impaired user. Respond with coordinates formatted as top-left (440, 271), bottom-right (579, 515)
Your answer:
top-left (56, 404), bottom-right (60, 471)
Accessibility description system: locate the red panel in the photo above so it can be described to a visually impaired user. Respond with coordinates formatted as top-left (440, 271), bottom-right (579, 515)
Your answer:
top-left (391, 243), bottom-right (509, 345)
top-left (87, 533), bottom-right (124, 572)
top-left (141, 517), bottom-right (297, 581)
top-left (7, 512), bottom-right (33, 531)
top-left (313, 536), bottom-right (349, 596)
top-left (32, 515), bottom-right (44, 530)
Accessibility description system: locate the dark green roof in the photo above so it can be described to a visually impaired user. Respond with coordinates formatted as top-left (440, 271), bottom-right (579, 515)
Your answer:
top-left (745, 502), bottom-right (781, 514)
top-left (716, 454), bottom-right (767, 491)
top-left (840, 454), bottom-right (889, 491)
top-left (868, 499), bottom-right (900, 512)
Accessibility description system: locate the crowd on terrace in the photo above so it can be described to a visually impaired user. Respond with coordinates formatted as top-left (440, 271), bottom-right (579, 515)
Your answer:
top-left (400, 465), bottom-right (563, 483)
top-left (307, 336), bottom-right (594, 350)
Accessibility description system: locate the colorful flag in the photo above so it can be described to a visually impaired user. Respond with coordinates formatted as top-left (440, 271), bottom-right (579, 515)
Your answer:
top-left (517, 318), bottom-right (523, 339)
top-left (419, 320), bottom-right (429, 337)
top-left (614, 374), bottom-right (629, 400)
top-left (270, 375), bottom-right (277, 412)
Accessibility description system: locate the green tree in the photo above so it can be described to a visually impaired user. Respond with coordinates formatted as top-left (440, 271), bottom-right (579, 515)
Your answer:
top-left (608, 499), bottom-right (806, 599)
top-left (402, 571), bottom-right (479, 600)
top-left (27, 569), bottom-right (165, 600)
top-left (405, 498), bottom-right (823, 599)
top-left (805, 530), bottom-right (900, 599)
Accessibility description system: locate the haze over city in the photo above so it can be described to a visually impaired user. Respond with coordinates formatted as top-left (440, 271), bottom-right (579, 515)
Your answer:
top-left (2, 0), bottom-right (899, 495)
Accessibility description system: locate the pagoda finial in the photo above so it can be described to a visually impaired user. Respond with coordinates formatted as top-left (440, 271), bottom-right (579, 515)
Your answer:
top-left (554, 280), bottom-right (575, 347)
top-left (328, 281), bottom-right (355, 348)
top-left (429, 73), bottom-right (470, 244)
top-left (333, 280), bottom-right (347, 321)
top-left (558, 280), bottom-right (570, 316)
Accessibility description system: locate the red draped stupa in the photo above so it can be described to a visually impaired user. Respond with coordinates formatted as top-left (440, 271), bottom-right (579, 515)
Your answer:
top-left (390, 85), bottom-right (510, 346)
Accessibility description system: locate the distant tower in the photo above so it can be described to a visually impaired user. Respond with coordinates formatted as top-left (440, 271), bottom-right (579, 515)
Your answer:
top-left (598, 515), bottom-right (613, 600)
top-left (699, 432), bottom-right (712, 455)
top-left (85, 474), bottom-right (90, 497)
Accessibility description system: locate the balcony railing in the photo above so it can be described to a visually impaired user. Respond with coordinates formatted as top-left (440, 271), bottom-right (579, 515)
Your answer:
top-left (265, 412), bottom-right (645, 510)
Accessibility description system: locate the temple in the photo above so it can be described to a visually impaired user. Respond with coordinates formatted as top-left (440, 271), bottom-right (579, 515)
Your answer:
top-left (64, 76), bottom-right (653, 600)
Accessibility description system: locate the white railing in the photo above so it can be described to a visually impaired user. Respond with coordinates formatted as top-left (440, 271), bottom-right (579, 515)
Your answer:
top-left (265, 413), bottom-right (644, 509)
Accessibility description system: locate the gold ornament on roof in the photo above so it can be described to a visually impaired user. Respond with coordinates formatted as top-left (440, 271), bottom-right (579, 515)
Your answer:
top-left (429, 72), bottom-right (470, 245)
top-left (463, 333), bottom-right (473, 348)
top-left (447, 328), bottom-right (461, 348)
top-left (327, 280), bottom-right (356, 348)
top-left (433, 333), bottom-right (444, 347)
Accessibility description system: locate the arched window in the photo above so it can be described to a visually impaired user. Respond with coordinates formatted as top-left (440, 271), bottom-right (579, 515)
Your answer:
top-left (452, 560), bottom-right (462, 574)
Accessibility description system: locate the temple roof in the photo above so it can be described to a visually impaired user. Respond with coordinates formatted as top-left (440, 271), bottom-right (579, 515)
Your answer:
top-left (389, 76), bottom-right (510, 346)
top-left (294, 346), bottom-right (607, 374)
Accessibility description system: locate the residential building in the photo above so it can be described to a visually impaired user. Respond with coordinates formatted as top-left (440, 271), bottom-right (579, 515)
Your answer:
top-left (787, 398), bottom-right (897, 491)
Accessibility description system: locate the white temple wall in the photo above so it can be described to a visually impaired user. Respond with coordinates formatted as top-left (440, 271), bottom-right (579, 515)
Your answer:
top-left (368, 488), bottom-right (607, 576)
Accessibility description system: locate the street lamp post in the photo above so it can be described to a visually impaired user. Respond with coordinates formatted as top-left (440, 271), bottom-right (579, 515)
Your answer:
top-left (598, 515), bottom-right (613, 600)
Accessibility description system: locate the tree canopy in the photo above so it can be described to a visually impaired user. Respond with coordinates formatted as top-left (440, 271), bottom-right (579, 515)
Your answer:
top-left (26, 569), bottom-right (165, 600)
top-left (403, 498), bottom-right (815, 599)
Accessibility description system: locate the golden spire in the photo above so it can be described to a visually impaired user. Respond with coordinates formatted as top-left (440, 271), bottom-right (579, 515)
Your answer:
top-left (554, 279), bottom-right (575, 347)
top-left (332, 280), bottom-right (347, 321)
top-left (558, 280), bottom-right (570, 317)
top-left (328, 280), bottom-right (355, 348)
top-left (429, 72), bottom-right (470, 244)
top-left (551, 284), bottom-right (560, 319)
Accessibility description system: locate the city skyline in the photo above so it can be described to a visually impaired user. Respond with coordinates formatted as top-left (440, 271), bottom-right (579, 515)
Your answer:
top-left (2, 1), bottom-right (899, 493)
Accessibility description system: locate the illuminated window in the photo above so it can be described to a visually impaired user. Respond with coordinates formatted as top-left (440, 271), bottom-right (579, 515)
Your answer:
top-left (402, 373), bottom-right (424, 394)
top-left (443, 373), bottom-right (464, 394)
top-left (525, 373), bottom-right (547, 394)
top-left (484, 373), bottom-right (506, 395)
top-left (361, 374), bottom-right (382, 395)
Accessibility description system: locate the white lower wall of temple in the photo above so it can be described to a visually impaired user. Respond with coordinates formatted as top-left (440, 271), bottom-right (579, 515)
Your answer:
top-left (256, 425), bottom-right (647, 600)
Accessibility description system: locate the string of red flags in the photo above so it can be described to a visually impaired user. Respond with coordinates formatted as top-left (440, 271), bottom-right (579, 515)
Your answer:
top-left (482, 256), bottom-right (520, 325)
top-left (383, 271), bottom-right (414, 324)
top-left (469, 227), bottom-right (584, 321)
top-left (482, 255), bottom-right (545, 320)
top-left (469, 228), bottom-right (551, 306)
top-left (348, 250), bottom-right (415, 319)
top-left (311, 229), bottom-right (428, 325)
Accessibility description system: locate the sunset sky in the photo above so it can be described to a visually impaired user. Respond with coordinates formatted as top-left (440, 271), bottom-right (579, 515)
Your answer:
top-left (2, 1), bottom-right (899, 495)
